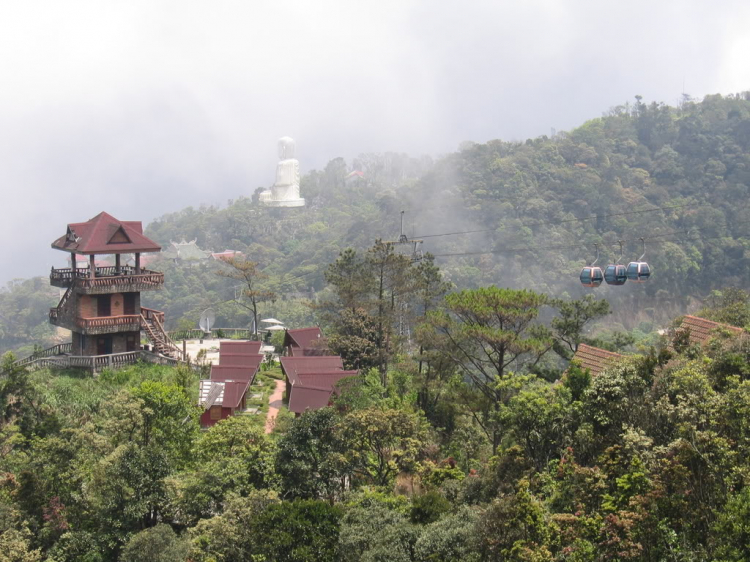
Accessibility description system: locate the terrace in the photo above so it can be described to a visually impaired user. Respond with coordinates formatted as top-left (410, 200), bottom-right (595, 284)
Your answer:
top-left (50, 266), bottom-right (164, 293)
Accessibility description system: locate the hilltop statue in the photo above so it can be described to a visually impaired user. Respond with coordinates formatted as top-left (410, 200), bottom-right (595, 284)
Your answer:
top-left (258, 136), bottom-right (305, 207)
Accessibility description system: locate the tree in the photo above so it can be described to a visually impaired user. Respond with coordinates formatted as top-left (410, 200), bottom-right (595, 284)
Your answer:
top-left (337, 503), bottom-right (418, 562)
top-left (338, 408), bottom-right (427, 487)
top-left (366, 241), bottom-right (415, 383)
top-left (327, 308), bottom-right (379, 371)
top-left (189, 494), bottom-right (341, 562)
top-left (275, 408), bottom-right (345, 502)
top-left (120, 524), bottom-right (189, 562)
top-left (551, 295), bottom-right (610, 360)
top-left (169, 415), bottom-right (275, 525)
top-left (413, 506), bottom-right (481, 562)
top-left (427, 287), bottom-right (552, 451)
top-left (216, 257), bottom-right (276, 336)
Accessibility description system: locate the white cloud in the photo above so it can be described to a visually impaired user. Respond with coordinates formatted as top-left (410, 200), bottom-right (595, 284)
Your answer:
top-left (0, 0), bottom-right (747, 281)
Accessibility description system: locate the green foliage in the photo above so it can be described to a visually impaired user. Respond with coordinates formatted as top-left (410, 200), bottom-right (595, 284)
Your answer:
top-left (119, 524), bottom-right (189, 562)
top-left (275, 408), bottom-right (344, 501)
top-left (189, 493), bottom-right (341, 562)
top-left (337, 503), bottom-right (417, 562)
top-left (409, 491), bottom-right (451, 524)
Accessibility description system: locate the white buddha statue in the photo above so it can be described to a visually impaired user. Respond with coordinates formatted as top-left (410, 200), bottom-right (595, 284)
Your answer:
top-left (259, 136), bottom-right (305, 207)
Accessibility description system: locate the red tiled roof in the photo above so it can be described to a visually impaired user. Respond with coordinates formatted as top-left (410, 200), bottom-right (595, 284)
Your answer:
top-left (210, 364), bottom-right (259, 384)
top-left (280, 356), bottom-right (344, 378)
top-left (220, 341), bottom-right (262, 355)
top-left (51, 211), bottom-right (161, 255)
top-left (288, 386), bottom-right (334, 414)
top-left (210, 250), bottom-right (243, 261)
top-left (219, 353), bottom-right (264, 369)
top-left (284, 327), bottom-right (324, 353)
top-left (678, 315), bottom-right (745, 346)
top-left (289, 370), bottom-right (358, 388)
top-left (221, 380), bottom-right (251, 409)
top-left (571, 343), bottom-right (624, 377)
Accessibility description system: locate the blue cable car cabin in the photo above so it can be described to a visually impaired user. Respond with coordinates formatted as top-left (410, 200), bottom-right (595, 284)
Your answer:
top-left (626, 261), bottom-right (651, 282)
top-left (604, 264), bottom-right (627, 285)
top-left (580, 266), bottom-right (604, 288)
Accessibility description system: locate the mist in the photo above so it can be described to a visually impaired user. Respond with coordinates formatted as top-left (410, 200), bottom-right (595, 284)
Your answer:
top-left (1, 0), bottom-right (748, 283)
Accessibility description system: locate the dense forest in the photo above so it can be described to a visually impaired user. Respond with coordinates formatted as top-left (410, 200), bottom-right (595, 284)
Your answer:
top-left (1, 93), bottom-right (750, 560)
top-left (2, 93), bottom-right (749, 357)
top-left (1, 279), bottom-right (750, 560)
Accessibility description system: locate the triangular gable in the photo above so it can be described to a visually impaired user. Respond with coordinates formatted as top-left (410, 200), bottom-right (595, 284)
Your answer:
top-left (108, 226), bottom-right (132, 244)
top-left (51, 211), bottom-right (161, 254)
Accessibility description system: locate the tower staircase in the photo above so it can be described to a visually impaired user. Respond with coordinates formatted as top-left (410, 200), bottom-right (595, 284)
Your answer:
top-left (140, 310), bottom-right (184, 360)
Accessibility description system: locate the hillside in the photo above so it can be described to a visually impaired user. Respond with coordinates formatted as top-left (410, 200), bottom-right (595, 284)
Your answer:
top-left (144, 93), bottom-right (750, 333)
top-left (2, 93), bottom-right (750, 356)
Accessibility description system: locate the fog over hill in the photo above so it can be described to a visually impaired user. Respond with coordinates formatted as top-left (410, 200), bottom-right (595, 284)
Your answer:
top-left (1, 0), bottom-right (749, 283)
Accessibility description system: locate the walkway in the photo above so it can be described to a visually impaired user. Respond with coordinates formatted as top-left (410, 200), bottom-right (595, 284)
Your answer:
top-left (265, 379), bottom-right (285, 434)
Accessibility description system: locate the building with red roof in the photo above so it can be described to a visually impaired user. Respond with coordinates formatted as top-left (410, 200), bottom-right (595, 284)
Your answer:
top-left (676, 315), bottom-right (745, 346)
top-left (569, 343), bottom-right (624, 377)
top-left (219, 353), bottom-right (264, 368)
top-left (198, 341), bottom-right (265, 428)
top-left (48, 212), bottom-right (182, 359)
top-left (198, 379), bottom-right (252, 428)
top-left (219, 340), bottom-right (263, 355)
top-left (279, 353), bottom-right (356, 415)
top-left (283, 327), bottom-right (329, 356)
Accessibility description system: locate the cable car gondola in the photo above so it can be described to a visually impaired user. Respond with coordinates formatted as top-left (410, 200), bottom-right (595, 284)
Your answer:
top-left (604, 240), bottom-right (628, 286)
top-left (626, 238), bottom-right (651, 282)
top-left (580, 244), bottom-right (604, 288)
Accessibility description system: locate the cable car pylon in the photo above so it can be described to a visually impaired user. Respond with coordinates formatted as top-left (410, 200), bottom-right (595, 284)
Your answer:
top-left (379, 210), bottom-right (424, 263)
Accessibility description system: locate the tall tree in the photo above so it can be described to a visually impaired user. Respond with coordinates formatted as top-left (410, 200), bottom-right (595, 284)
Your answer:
top-left (550, 295), bottom-right (611, 359)
top-left (427, 287), bottom-right (552, 452)
top-left (216, 257), bottom-right (276, 336)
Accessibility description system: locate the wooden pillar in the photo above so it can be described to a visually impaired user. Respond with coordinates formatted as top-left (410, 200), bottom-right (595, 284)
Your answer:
top-left (115, 254), bottom-right (121, 274)
top-left (89, 255), bottom-right (96, 279)
top-left (71, 252), bottom-right (77, 277)
top-left (135, 253), bottom-right (141, 274)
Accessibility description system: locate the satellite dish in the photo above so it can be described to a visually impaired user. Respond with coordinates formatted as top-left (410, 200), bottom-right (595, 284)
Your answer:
top-left (199, 308), bottom-right (216, 333)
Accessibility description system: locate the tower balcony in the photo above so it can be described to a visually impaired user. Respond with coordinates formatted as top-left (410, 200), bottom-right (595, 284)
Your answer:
top-left (50, 266), bottom-right (164, 294)
top-left (49, 311), bottom-right (143, 335)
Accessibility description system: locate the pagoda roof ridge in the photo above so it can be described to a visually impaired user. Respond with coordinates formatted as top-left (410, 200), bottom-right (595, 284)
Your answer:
top-left (51, 211), bottom-right (161, 255)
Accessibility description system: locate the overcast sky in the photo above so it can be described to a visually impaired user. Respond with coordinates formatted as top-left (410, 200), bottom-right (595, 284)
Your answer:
top-left (1, 0), bottom-right (749, 283)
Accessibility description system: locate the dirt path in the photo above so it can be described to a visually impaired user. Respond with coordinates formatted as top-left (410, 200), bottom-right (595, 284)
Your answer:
top-left (265, 379), bottom-right (285, 434)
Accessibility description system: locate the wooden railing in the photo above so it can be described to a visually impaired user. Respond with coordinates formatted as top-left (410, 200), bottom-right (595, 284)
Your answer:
top-left (76, 315), bottom-right (141, 329)
top-left (50, 265), bottom-right (139, 281)
top-left (50, 267), bottom-right (164, 291)
top-left (141, 307), bottom-right (165, 324)
top-left (75, 271), bottom-right (164, 291)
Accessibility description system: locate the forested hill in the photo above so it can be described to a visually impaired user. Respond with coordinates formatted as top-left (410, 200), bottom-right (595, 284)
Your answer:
top-left (2, 93), bottom-right (750, 354)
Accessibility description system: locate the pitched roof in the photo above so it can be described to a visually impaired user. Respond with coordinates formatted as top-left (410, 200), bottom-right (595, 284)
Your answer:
top-left (210, 250), bottom-right (243, 261)
top-left (287, 370), bottom-right (358, 388)
top-left (288, 386), bottom-right (334, 414)
top-left (280, 356), bottom-right (344, 378)
top-left (678, 315), bottom-right (745, 346)
top-left (284, 327), bottom-right (324, 352)
top-left (210, 364), bottom-right (259, 384)
top-left (198, 379), bottom-right (250, 409)
top-left (571, 344), bottom-right (624, 377)
top-left (220, 341), bottom-right (263, 355)
top-left (51, 212), bottom-right (161, 255)
top-left (168, 239), bottom-right (210, 261)
top-left (219, 353), bottom-right (264, 369)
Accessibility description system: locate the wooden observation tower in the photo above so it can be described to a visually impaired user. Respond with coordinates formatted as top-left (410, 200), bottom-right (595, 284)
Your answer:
top-left (49, 212), bottom-right (182, 360)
